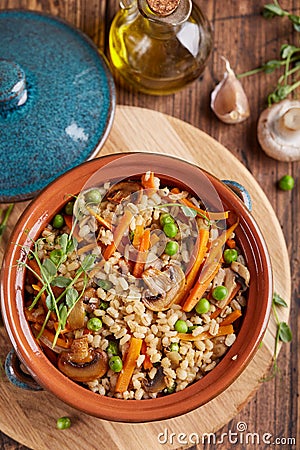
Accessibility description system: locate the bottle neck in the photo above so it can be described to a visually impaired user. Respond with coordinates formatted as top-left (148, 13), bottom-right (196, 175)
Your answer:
top-left (138, 0), bottom-right (192, 26)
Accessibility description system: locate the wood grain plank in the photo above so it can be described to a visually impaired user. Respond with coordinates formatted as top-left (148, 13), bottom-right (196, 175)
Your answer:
top-left (0, 106), bottom-right (291, 450)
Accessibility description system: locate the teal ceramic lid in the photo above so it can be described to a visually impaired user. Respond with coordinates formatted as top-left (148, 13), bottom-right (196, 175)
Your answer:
top-left (0, 10), bottom-right (115, 202)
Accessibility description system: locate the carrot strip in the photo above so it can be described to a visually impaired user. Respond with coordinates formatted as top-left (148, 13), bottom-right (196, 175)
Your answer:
top-left (226, 238), bottom-right (236, 249)
top-left (132, 224), bottom-right (144, 248)
top-left (141, 340), bottom-right (153, 370)
top-left (210, 282), bottom-right (242, 320)
top-left (185, 229), bottom-right (210, 286)
top-left (115, 337), bottom-right (143, 393)
top-left (182, 263), bottom-right (221, 312)
top-left (170, 187), bottom-right (180, 194)
top-left (33, 325), bottom-right (71, 349)
top-left (141, 172), bottom-right (156, 190)
top-left (180, 198), bottom-right (229, 221)
top-left (177, 325), bottom-right (234, 342)
top-left (220, 309), bottom-right (242, 326)
top-left (63, 214), bottom-right (82, 242)
top-left (86, 207), bottom-right (112, 231)
top-left (132, 229), bottom-right (150, 278)
top-left (103, 210), bottom-right (133, 260)
top-left (174, 228), bottom-right (209, 305)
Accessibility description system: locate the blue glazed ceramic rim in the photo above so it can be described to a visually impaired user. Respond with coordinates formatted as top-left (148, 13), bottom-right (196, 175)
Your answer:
top-left (0, 10), bottom-right (116, 203)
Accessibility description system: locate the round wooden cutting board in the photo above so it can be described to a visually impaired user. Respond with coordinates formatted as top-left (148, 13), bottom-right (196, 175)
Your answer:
top-left (0, 106), bottom-right (291, 450)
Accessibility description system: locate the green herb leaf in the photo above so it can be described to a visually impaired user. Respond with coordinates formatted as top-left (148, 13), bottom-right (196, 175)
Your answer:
top-left (51, 276), bottom-right (72, 288)
top-left (67, 236), bottom-right (77, 254)
top-left (273, 292), bottom-right (288, 308)
top-left (181, 205), bottom-right (197, 218)
top-left (59, 304), bottom-right (68, 329)
top-left (97, 279), bottom-right (113, 291)
top-left (281, 44), bottom-right (297, 59)
top-left (49, 249), bottom-right (64, 266)
top-left (59, 234), bottom-right (69, 253)
top-left (66, 287), bottom-right (78, 308)
top-left (289, 14), bottom-right (300, 26)
top-left (45, 294), bottom-right (56, 311)
top-left (278, 322), bottom-right (292, 342)
top-left (263, 4), bottom-right (285, 18)
top-left (262, 59), bottom-right (281, 73)
top-left (42, 258), bottom-right (57, 279)
top-left (293, 23), bottom-right (300, 32)
top-left (81, 254), bottom-right (96, 272)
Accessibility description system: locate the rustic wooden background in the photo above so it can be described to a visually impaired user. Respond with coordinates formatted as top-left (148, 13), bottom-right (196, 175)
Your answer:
top-left (0, 0), bottom-right (299, 449)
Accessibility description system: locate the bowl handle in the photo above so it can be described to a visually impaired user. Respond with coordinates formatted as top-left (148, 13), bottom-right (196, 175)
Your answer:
top-left (221, 180), bottom-right (252, 212)
top-left (5, 349), bottom-right (43, 391)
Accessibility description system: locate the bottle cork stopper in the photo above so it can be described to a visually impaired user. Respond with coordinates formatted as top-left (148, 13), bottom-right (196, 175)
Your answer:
top-left (146, 0), bottom-right (180, 16)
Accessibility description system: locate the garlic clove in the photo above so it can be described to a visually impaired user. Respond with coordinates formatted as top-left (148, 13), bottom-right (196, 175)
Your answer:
top-left (257, 99), bottom-right (300, 162)
top-left (211, 57), bottom-right (250, 124)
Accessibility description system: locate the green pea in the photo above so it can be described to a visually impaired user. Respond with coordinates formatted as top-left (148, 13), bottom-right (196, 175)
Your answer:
top-left (107, 341), bottom-right (119, 357)
top-left (278, 175), bottom-right (295, 191)
top-left (212, 285), bottom-right (228, 301)
top-left (163, 222), bottom-right (178, 238)
top-left (85, 188), bottom-right (102, 204)
top-left (87, 317), bottom-right (102, 332)
top-left (165, 241), bottom-right (179, 256)
top-left (160, 213), bottom-right (175, 226)
top-left (64, 201), bottom-right (74, 215)
top-left (195, 298), bottom-right (210, 314)
top-left (174, 319), bottom-right (188, 333)
top-left (109, 355), bottom-right (123, 372)
top-left (56, 417), bottom-right (71, 430)
top-left (223, 248), bottom-right (238, 264)
top-left (52, 214), bottom-right (64, 229)
top-left (169, 342), bottom-right (179, 352)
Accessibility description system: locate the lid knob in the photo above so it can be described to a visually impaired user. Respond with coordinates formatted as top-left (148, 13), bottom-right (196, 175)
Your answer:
top-left (0, 59), bottom-right (27, 111)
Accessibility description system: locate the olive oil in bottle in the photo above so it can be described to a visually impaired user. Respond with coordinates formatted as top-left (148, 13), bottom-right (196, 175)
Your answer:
top-left (109, 0), bottom-right (213, 95)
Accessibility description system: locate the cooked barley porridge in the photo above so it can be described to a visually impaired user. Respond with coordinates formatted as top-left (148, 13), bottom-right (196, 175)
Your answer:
top-left (24, 171), bottom-right (250, 399)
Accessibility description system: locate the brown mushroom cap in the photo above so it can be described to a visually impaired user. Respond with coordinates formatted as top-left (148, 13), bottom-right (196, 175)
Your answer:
top-left (141, 264), bottom-right (185, 311)
top-left (257, 99), bottom-right (300, 161)
top-left (106, 181), bottom-right (142, 204)
top-left (58, 348), bottom-right (108, 382)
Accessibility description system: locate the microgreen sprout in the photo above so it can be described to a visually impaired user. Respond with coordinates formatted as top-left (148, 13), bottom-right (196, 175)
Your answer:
top-left (262, 1), bottom-right (300, 32)
top-left (237, 3), bottom-right (300, 105)
top-left (261, 292), bottom-right (292, 382)
top-left (18, 220), bottom-right (97, 348)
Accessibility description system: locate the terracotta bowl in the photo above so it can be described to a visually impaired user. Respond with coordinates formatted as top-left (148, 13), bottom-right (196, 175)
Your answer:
top-left (0, 153), bottom-right (272, 422)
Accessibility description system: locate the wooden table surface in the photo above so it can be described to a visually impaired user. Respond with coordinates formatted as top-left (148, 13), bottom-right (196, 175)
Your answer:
top-left (0, 1), bottom-right (299, 449)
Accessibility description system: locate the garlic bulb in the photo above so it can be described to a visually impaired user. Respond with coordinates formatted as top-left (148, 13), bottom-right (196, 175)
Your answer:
top-left (211, 57), bottom-right (250, 124)
top-left (257, 99), bottom-right (300, 161)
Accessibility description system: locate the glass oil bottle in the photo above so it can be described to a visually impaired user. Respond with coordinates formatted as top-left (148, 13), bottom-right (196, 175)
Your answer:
top-left (109, 0), bottom-right (213, 95)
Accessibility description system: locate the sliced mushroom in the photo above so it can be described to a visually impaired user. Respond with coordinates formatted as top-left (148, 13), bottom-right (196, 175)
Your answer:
top-left (143, 366), bottom-right (167, 393)
top-left (217, 268), bottom-right (238, 309)
top-left (257, 99), bottom-right (300, 161)
top-left (141, 264), bottom-right (185, 311)
top-left (57, 336), bottom-right (108, 382)
top-left (166, 350), bottom-right (182, 368)
top-left (106, 181), bottom-right (143, 204)
top-left (211, 336), bottom-right (227, 360)
top-left (67, 298), bottom-right (85, 330)
top-left (211, 57), bottom-right (250, 124)
top-left (231, 261), bottom-right (250, 287)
